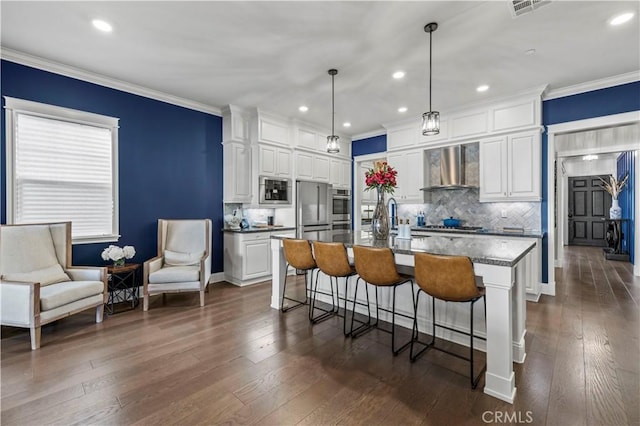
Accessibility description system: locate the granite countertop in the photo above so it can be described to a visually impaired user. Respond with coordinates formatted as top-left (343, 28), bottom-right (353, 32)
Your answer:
top-left (223, 226), bottom-right (295, 233)
top-left (410, 226), bottom-right (544, 239)
top-left (272, 230), bottom-right (536, 267)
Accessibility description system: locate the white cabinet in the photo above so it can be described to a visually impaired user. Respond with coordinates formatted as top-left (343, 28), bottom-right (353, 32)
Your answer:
top-left (258, 145), bottom-right (292, 177)
top-left (330, 158), bottom-right (351, 189)
top-left (479, 131), bottom-right (541, 202)
top-left (224, 230), bottom-right (295, 286)
top-left (358, 162), bottom-right (376, 203)
top-left (295, 151), bottom-right (330, 182)
top-left (386, 149), bottom-right (425, 202)
top-left (223, 141), bottom-right (252, 203)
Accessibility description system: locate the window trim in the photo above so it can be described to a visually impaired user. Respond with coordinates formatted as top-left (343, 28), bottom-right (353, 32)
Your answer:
top-left (4, 96), bottom-right (121, 244)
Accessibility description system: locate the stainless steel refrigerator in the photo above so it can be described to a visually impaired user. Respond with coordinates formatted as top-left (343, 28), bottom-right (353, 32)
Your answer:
top-left (296, 180), bottom-right (331, 239)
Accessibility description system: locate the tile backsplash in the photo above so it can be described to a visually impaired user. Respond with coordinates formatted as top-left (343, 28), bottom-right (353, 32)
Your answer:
top-left (396, 189), bottom-right (541, 231)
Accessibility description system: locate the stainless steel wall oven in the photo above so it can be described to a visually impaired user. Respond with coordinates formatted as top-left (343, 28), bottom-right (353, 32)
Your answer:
top-left (331, 188), bottom-right (351, 230)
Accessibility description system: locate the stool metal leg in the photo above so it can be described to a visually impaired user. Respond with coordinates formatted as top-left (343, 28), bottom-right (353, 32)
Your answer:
top-left (309, 271), bottom-right (337, 324)
top-left (281, 264), bottom-right (310, 313)
top-left (391, 283), bottom-right (414, 356)
top-left (350, 277), bottom-right (373, 337)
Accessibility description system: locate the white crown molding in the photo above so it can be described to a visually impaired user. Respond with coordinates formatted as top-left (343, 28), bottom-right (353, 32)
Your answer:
top-left (1, 47), bottom-right (222, 117)
top-left (352, 128), bottom-right (386, 142)
top-left (544, 71), bottom-right (640, 100)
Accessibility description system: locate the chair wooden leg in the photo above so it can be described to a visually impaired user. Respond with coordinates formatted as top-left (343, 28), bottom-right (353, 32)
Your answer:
top-left (143, 294), bottom-right (149, 311)
top-left (96, 304), bottom-right (104, 323)
top-left (200, 290), bottom-right (205, 307)
top-left (30, 326), bottom-right (41, 350)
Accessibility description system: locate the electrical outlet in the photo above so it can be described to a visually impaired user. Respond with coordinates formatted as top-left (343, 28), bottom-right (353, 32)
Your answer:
top-left (501, 209), bottom-right (508, 218)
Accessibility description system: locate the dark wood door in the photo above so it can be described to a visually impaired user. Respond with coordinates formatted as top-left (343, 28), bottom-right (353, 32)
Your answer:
top-left (568, 175), bottom-right (611, 246)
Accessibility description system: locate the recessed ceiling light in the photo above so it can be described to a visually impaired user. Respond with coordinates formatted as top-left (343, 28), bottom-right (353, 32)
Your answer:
top-left (477, 85), bottom-right (489, 92)
top-left (582, 154), bottom-right (599, 161)
top-left (398, 107), bottom-right (408, 113)
top-left (298, 106), bottom-right (308, 112)
top-left (343, 122), bottom-right (351, 128)
top-left (393, 71), bottom-right (405, 79)
top-left (525, 48), bottom-right (536, 56)
top-left (92, 19), bottom-right (113, 32)
top-left (610, 12), bottom-right (634, 26)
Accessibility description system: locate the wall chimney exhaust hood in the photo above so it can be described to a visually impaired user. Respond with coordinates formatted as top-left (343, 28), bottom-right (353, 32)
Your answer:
top-left (420, 145), bottom-right (477, 191)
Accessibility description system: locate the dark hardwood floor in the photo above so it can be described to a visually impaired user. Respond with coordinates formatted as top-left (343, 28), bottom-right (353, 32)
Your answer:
top-left (2, 246), bottom-right (638, 425)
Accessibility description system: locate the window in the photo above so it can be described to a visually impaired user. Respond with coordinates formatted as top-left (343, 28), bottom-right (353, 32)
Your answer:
top-left (4, 97), bottom-right (119, 243)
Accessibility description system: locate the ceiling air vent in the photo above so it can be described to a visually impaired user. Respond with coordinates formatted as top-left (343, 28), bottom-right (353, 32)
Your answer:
top-left (508, 0), bottom-right (551, 18)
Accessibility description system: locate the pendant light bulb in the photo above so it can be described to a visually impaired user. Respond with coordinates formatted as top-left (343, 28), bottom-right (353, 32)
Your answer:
top-left (327, 69), bottom-right (340, 153)
top-left (422, 22), bottom-right (440, 136)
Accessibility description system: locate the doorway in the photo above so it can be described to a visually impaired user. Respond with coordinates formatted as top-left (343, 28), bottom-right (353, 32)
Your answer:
top-left (567, 175), bottom-right (610, 246)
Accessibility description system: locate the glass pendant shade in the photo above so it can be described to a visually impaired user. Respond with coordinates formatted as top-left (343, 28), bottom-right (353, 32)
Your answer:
top-left (326, 135), bottom-right (340, 153)
top-left (421, 111), bottom-right (440, 136)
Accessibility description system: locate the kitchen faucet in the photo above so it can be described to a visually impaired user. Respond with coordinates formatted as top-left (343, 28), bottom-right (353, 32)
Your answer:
top-left (386, 196), bottom-right (397, 228)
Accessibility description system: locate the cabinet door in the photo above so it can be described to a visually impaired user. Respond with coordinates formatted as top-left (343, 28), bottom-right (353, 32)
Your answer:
top-left (276, 148), bottom-right (292, 177)
top-left (402, 150), bottom-right (424, 202)
top-left (242, 239), bottom-right (271, 279)
top-left (313, 156), bottom-right (330, 182)
top-left (259, 145), bottom-right (277, 176)
top-left (296, 152), bottom-right (313, 179)
top-left (330, 159), bottom-right (341, 187)
top-left (297, 128), bottom-right (318, 151)
top-left (340, 160), bottom-right (351, 188)
top-left (508, 133), bottom-right (540, 199)
top-left (359, 162), bottom-right (376, 202)
top-left (479, 137), bottom-right (507, 200)
top-left (224, 142), bottom-right (252, 202)
top-left (386, 152), bottom-right (405, 199)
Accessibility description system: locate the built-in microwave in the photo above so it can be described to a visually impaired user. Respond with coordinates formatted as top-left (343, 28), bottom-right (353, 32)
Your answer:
top-left (259, 176), bottom-right (292, 204)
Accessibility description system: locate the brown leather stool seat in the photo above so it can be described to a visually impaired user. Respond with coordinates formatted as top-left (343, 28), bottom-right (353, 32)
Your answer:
top-left (411, 252), bottom-right (487, 389)
top-left (350, 245), bottom-right (415, 355)
top-left (312, 242), bottom-right (357, 333)
top-left (281, 239), bottom-right (317, 313)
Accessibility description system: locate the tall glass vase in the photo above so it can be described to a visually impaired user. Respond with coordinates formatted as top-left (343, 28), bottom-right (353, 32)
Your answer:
top-left (372, 188), bottom-right (390, 240)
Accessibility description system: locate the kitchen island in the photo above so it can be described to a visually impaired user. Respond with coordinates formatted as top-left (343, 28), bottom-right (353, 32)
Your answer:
top-left (270, 230), bottom-right (536, 404)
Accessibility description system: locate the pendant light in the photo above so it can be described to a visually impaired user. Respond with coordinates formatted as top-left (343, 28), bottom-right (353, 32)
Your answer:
top-left (422, 22), bottom-right (439, 136)
top-left (326, 68), bottom-right (340, 153)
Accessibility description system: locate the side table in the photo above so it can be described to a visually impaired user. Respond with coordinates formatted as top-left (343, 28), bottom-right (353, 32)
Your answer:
top-left (106, 263), bottom-right (140, 314)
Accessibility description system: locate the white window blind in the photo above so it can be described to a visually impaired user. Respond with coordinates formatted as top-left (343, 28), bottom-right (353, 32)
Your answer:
top-left (5, 97), bottom-right (119, 243)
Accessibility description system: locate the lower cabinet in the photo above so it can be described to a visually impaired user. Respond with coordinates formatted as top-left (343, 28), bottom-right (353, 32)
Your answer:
top-left (224, 230), bottom-right (295, 286)
top-left (411, 231), bottom-right (542, 301)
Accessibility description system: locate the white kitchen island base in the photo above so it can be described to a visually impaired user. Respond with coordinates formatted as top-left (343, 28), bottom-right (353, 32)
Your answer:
top-left (270, 232), bottom-right (535, 404)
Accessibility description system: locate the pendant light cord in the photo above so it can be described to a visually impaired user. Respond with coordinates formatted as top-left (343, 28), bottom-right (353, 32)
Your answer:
top-left (429, 28), bottom-right (432, 112)
top-left (331, 72), bottom-right (335, 135)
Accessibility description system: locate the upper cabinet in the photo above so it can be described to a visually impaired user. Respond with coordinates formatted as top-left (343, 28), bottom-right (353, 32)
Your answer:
top-left (291, 121), bottom-right (351, 160)
top-left (386, 149), bottom-right (425, 202)
top-left (255, 111), bottom-right (289, 146)
top-left (330, 158), bottom-right (351, 189)
top-left (479, 130), bottom-right (541, 202)
top-left (258, 144), bottom-right (292, 178)
top-left (384, 88), bottom-right (543, 152)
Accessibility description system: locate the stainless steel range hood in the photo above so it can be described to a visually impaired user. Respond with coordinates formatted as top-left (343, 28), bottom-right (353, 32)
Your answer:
top-left (420, 145), bottom-right (477, 191)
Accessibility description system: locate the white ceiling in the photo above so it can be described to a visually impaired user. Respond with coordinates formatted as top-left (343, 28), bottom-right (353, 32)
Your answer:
top-left (1, 1), bottom-right (639, 137)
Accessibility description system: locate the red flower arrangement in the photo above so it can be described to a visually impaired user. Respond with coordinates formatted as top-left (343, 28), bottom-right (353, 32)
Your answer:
top-left (365, 161), bottom-right (397, 194)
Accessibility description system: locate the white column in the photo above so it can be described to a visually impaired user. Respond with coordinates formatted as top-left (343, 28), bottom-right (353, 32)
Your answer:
top-left (475, 263), bottom-right (517, 404)
top-left (512, 254), bottom-right (527, 363)
top-left (270, 238), bottom-right (286, 310)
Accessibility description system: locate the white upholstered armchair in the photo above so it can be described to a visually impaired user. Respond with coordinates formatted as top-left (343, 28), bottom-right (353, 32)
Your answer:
top-left (0, 222), bottom-right (107, 350)
top-left (143, 219), bottom-right (212, 310)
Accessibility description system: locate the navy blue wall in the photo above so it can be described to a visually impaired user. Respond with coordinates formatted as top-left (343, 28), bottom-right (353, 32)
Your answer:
top-left (542, 81), bottom-right (640, 281)
top-left (351, 134), bottom-right (386, 157)
top-left (617, 152), bottom-right (635, 261)
top-left (1, 60), bottom-right (224, 272)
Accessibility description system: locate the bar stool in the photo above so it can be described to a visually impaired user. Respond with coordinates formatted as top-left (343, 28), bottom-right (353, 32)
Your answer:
top-left (411, 252), bottom-right (486, 389)
top-left (311, 242), bottom-right (357, 333)
top-left (281, 239), bottom-right (317, 313)
top-left (350, 245), bottom-right (415, 355)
